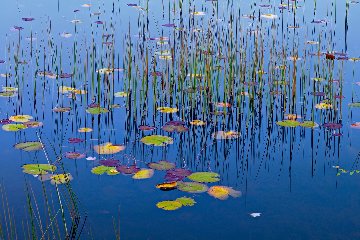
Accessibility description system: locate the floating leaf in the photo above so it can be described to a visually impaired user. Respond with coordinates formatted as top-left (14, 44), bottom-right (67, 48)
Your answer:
top-left (156, 200), bottom-right (182, 211)
top-left (315, 102), bottom-right (332, 109)
top-left (212, 131), bottom-right (240, 140)
top-left (78, 127), bottom-right (93, 133)
top-left (23, 121), bottom-right (43, 128)
top-left (148, 160), bottom-right (175, 170)
top-left (53, 107), bottom-right (71, 113)
top-left (139, 125), bottom-right (156, 131)
top-left (157, 107), bottom-right (178, 113)
top-left (86, 107), bottom-right (109, 114)
top-left (132, 169), bottom-right (154, 179)
top-left (177, 182), bottom-right (208, 193)
top-left (140, 135), bottom-right (173, 146)
top-left (65, 152), bottom-right (85, 159)
top-left (91, 166), bottom-right (119, 175)
top-left (208, 186), bottom-right (241, 200)
top-left (300, 121), bottom-right (319, 128)
top-left (190, 120), bottom-right (206, 126)
top-left (114, 91), bottom-right (128, 97)
top-left (14, 142), bottom-right (43, 151)
top-left (276, 120), bottom-right (300, 127)
top-left (162, 121), bottom-right (188, 133)
top-left (9, 115), bottom-right (33, 123)
top-left (94, 142), bottom-right (125, 154)
top-left (156, 181), bottom-right (177, 191)
top-left (2, 124), bottom-right (27, 132)
top-left (175, 197), bottom-right (196, 206)
top-left (116, 165), bottom-right (140, 175)
top-left (349, 102), bottom-right (360, 108)
top-left (22, 164), bottom-right (56, 175)
top-left (165, 169), bottom-right (192, 181)
top-left (187, 172), bottom-right (220, 183)
top-left (51, 173), bottom-right (73, 185)
top-left (99, 159), bottom-right (120, 167)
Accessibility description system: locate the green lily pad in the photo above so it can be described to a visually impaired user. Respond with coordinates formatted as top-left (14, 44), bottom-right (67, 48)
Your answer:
top-left (177, 182), bottom-right (208, 193)
top-left (140, 135), bottom-right (174, 146)
top-left (22, 164), bottom-right (56, 175)
top-left (187, 172), bottom-right (220, 183)
top-left (2, 124), bottom-right (27, 132)
top-left (349, 102), bottom-right (360, 108)
top-left (175, 197), bottom-right (196, 206)
top-left (14, 142), bottom-right (43, 151)
top-left (114, 91), bottom-right (128, 97)
top-left (300, 121), bottom-right (319, 128)
top-left (156, 200), bottom-right (182, 211)
top-left (91, 166), bottom-right (119, 175)
top-left (276, 120), bottom-right (300, 127)
top-left (86, 107), bottom-right (109, 114)
top-left (148, 160), bottom-right (175, 170)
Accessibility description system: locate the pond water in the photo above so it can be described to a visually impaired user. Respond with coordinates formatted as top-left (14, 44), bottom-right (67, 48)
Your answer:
top-left (0, 0), bottom-right (360, 239)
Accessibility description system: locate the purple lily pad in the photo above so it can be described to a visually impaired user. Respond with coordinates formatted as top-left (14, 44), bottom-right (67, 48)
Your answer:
top-left (116, 165), bottom-right (140, 175)
top-left (0, 60), bottom-right (5, 64)
top-left (13, 26), bottom-right (24, 31)
top-left (59, 73), bottom-right (73, 78)
top-left (95, 21), bottom-right (103, 24)
top-left (323, 123), bottom-right (342, 130)
top-left (22, 17), bottom-right (35, 21)
top-left (139, 125), bottom-right (156, 131)
top-left (162, 23), bottom-right (175, 27)
top-left (68, 138), bottom-right (85, 144)
top-left (165, 168), bottom-right (192, 181)
top-left (65, 152), bottom-right (86, 159)
top-left (99, 159), bottom-right (121, 167)
top-left (127, 3), bottom-right (138, 6)
top-left (0, 119), bottom-right (13, 124)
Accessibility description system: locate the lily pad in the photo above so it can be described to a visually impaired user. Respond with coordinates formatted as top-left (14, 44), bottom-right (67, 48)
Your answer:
top-left (91, 166), bottom-right (119, 175)
top-left (162, 121), bottom-right (189, 133)
top-left (156, 200), bottom-right (182, 211)
top-left (2, 124), bottom-right (27, 132)
top-left (9, 115), bottom-right (33, 123)
top-left (132, 169), bottom-right (154, 179)
top-left (22, 164), bottom-right (56, 175)
top-left (156, 181), bottom-right (177, 191)
top-left (116, 165), bottom-right (140, 175)
top-left (300, 121), bottom-right (319, 128)
top-left (23, 121), bottom-right (43, 128)
top-left (65, 152), bottom-right (85, 159)
top-left (148, 160), bottom-right (175, 170)
top-left (78, 127), bottom-right (93, 133)
top-left (86, 107), bottom-right (109, 114)
top-left (276, 120), bottom-right (300, 127)
top-left (157, 107), bottom-right (178, 113)
top-left (207, 186), bottom-right (241, 200)
top-left (114, 91), bottom-right (129, 97)
top-left (175, 197), bottom-right (196, 206)
top-left (140, 135), bottom-right (173, 146)
top-left (349, 102), bottom-right (360, 108)
top-left (212, 131), bottom-right (240, 139)
top-left (94, 142), bottom-right (125, 154)
top-left (50, 173), bottom-right (73, 185)
top-left (177, 181), bottom-right (208, 193)
top-left (165, 169), bottom-right (192, 181)
top-left (187, 172), bottom-right (220, 183)
top-left (99, 159), bottom-right (120, 167)
top-left (53, 107), bottom-right (72, 113)
top-left (14, 142), bottom-right (43, 151)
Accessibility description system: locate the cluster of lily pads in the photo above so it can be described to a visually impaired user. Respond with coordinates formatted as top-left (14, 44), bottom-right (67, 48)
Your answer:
top-left (13, 141), bottom-right (74, 185)
top-left (90, 159), bottom-right (241, 210)
top-left (1, 115), bottom-right (43, 132)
